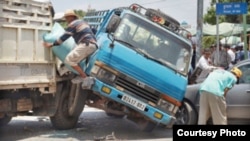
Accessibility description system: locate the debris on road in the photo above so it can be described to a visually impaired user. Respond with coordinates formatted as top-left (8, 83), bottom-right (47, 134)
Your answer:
top-left (76, 127), bottom-right (88, 131)
top-left (94, 132), bottom-right (120, 141)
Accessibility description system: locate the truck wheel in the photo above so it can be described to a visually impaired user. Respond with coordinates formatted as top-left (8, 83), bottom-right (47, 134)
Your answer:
top-left (175, 99), bottom-right (198, 125)
top-left (68, 84), bottom-right (88, 117)
top-left (50, 82), bottom-right (88, 130)
top-left (0, 114), bottom-right (12, 126)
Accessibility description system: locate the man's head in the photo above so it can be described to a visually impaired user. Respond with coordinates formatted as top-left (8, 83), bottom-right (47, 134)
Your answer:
top-left (224, 44), bottom-right (230, 50)
top-left (203, 48), bottom-right (211, 59)
top-left (187, 33), bottom-right (192, 39)
top-left (210, 44), bottom-right (216, 51)
top-left (218, 42), bottom-right (223, 50)
top-left (64, 9), bottom-right (78, 23)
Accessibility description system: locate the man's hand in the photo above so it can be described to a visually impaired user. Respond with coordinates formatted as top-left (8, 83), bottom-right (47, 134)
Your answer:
top-left (224, 88), bottom-right (230, 97)
top-left (43, 42), bottom-right (53, 48)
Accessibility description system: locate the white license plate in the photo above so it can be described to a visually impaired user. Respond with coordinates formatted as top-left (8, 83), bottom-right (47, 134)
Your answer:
top-left (121, 94), bottom-right (146, 111)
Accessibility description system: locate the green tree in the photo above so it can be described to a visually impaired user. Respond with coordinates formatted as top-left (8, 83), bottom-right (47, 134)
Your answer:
top-left (74, 10), bottom-right (86, 19)
top-left (203, 0), bottom-right (249, 25)
top-left (202, 0), bottom-right (250, 48)
top-left (203, 0), bottom-right (225, 25)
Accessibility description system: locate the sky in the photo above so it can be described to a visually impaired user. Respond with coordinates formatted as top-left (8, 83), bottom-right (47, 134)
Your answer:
top-left (50, 0), bottom-right (211, 27)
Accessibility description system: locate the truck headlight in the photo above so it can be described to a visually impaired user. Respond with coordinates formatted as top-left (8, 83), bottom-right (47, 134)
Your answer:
top-left (158, 99), bottom-right (175, 112)
top-left (91, 65), bottom-right (116, 84)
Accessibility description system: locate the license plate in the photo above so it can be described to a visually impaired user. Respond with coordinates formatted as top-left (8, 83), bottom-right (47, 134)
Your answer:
top-left (121, 94), bottom-right (146, 111)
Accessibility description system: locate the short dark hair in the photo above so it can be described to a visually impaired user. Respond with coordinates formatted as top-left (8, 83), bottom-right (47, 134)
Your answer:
top-left (210, 44), bottom-right (215, 48)
top-left (203, 48), bottom-right (211, 54)
top-left (224, 44), bottom-right (230, 48)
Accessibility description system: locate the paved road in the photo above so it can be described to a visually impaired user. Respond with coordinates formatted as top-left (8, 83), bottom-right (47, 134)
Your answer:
top-left (0, 107), bottom-right (173, 141)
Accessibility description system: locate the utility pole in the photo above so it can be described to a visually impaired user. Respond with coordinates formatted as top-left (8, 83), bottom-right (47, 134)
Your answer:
top-left (216, 0), bottom-right (220, 65)
top-left (243, 0), bottom-right (248, 59)
top-left (197, 0), bottom-right (203, 60)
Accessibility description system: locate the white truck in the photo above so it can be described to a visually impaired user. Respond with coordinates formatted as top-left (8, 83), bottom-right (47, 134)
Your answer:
top-left (0, 0), bottom-right (86, 130)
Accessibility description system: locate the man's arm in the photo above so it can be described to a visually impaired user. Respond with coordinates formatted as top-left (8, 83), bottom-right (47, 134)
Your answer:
top-left (43, 22), bottom-right (76, 48)
top-left (53, 25), bottom-right (76, 46)
top-left (200, 58), bottom-right (216, 70)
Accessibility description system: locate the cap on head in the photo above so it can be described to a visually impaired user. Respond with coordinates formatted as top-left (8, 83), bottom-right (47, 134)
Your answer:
top-left (231, 67), bottom-right (242, 78)
top-left (64, 9), bottom-right (78, 18)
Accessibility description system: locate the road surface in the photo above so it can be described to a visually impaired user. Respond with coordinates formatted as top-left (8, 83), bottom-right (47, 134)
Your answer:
top-left (0, 107), bottom-right (173, 141)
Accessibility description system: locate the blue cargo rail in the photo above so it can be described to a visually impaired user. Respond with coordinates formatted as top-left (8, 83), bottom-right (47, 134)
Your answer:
top-left (83, 10), bottom-right (110, 32)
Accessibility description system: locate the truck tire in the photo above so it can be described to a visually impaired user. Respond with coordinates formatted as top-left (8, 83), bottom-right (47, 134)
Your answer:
top-left (0, 114), bottom-right (12, 126)
top-left (68, 84), bottom-right (88, 117)
top-left (175, 99), bottom-right (198, 125)
top-left (50, 82), bottom-right (88, 130)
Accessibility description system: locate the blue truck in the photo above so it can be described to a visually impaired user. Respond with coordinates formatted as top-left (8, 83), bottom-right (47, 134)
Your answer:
top-left (45, 4), bottom-right (193, 132)
top-left (81, 4), bottom-right (193, 131)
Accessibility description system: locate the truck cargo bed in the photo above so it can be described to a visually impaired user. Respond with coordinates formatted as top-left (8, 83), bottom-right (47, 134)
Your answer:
top-left (0, 0), bottom-right (55, 91)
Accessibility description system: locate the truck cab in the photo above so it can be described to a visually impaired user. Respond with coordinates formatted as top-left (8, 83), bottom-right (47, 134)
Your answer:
top-left (80, 4), bottom-right (192, 131)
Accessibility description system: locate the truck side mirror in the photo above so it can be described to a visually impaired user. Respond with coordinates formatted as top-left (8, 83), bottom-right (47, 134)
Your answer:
top-left (106, 14), bottom-right (121, 33)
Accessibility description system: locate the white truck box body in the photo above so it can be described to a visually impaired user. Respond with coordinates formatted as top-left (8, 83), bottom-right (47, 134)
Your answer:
top-left (0, 0), bottom-right (55, 92)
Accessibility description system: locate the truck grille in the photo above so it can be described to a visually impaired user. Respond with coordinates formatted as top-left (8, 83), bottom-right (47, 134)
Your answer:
top-left (115, 76), bottom-right (160, 104)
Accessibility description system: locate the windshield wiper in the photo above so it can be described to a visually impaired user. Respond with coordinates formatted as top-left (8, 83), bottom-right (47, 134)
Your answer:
top-left (114, 39), bottom-right (153, 58)
top-left (135, 48), bottom-right (177, 72)
top-left (114, 38), bottom-right (135, 48)
top-left (157, 58), bottom-right (179, 73)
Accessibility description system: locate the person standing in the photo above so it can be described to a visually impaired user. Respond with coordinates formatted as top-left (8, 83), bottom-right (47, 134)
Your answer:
top-left (43, 9), bottom-right (97, 82)
top-left (224, 44), bottom-right (236, 67)
top-left (211, 43), bottom-right (231, 70)
top-left (189, 48), bottom-right (216, 84)
top-left (235, 44), bottom-right (245, 62)
top-left (198, 67), bottom-right (242, 125)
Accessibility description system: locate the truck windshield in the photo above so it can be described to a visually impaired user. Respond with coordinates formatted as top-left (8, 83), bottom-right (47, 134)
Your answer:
top-left (114, 13), bottom-right (191, 76)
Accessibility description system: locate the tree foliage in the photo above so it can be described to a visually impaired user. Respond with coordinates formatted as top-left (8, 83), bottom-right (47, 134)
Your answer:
top-left (74, 10), bottom-right (86, 19)
top-left (204, 0), bottom-right (250, 24)
top-left (203, 1), bottom-right (225, 24)
top-left (202, 0), bottom-right (250, 48)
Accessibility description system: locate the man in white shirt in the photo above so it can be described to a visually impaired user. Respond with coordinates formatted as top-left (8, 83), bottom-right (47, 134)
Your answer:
top-left (225, 45), bottom-right (235, 67)
top-left (195, 48), bottom-right (217, 83)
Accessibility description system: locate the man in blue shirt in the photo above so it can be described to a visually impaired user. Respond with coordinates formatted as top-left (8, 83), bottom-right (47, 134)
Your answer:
top-left (43, 9), bottom-right (97, 81)
top-left (198, 67), bottom-right (242, 125)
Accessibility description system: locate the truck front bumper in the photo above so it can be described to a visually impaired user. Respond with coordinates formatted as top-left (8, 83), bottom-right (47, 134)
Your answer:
top-left (90, 78), bottom-right (176, 126)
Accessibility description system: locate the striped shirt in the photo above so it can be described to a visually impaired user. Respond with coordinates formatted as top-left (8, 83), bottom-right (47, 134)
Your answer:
top-left (58, 20), bottom-right (96, 44)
